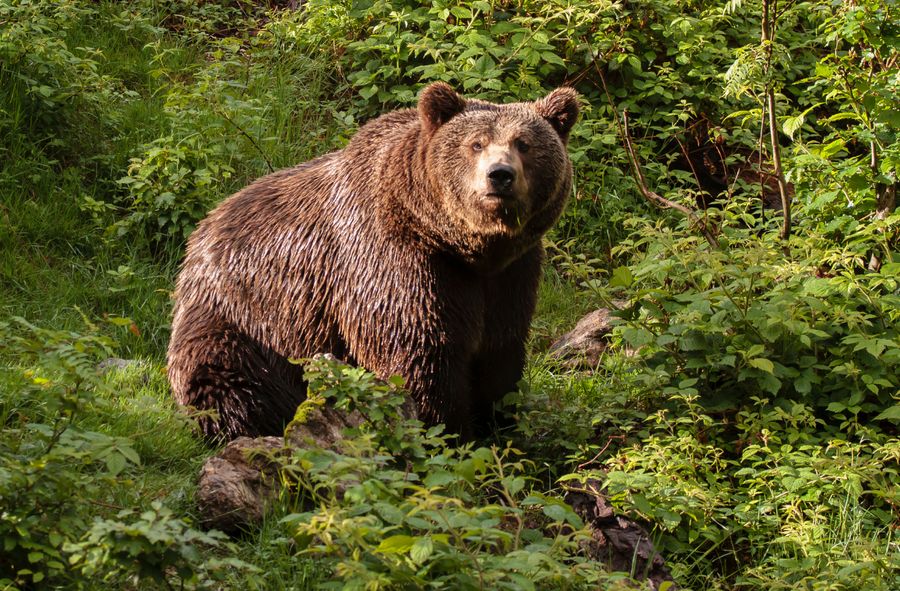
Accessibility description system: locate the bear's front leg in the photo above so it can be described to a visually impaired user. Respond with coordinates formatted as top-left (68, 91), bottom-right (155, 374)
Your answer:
top-left (339, 251), bottom-right (487, 440)
top-left (468, 339), bottom-right (528, 437)
top-left (401, 346), bottom-right (479, 439)
top-left (469, 246), bottom-right (544, 435)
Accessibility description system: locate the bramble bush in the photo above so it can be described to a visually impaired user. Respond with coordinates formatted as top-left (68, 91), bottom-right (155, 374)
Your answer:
top-left (549, 204), bottom-right (900, 589)
top-left (574, 389), bottom-right (900, 590)
top-left (278, 357), bottom-right (627, 590)
top-left (612, 213), bottom-right (900, 423)
top-left (0, 318), bottom-right (259, 589)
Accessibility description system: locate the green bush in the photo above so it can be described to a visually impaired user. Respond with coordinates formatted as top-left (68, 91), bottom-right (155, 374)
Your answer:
top-left (0, 0), bottom-right (120, 141)
top-left (575, 391), bottom-right (900, 590)
top-left (66, 502), bottom-right (260, 589)
top-left (279, 357), bottom-right (625, 590)
top-left (116, 134), bottom-right (235, 244)
top-left (613, 216), bottom-right (899, 425)
top-left (550, 208), bottom-right (900, 589)
top-left (0, 318), bottom-right (257, 589)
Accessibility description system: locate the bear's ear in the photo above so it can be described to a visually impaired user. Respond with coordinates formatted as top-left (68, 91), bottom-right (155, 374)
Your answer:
top-left (418, 82), bottom-right (466, 134)
top-left (534, 87), bottom-right (580, 142)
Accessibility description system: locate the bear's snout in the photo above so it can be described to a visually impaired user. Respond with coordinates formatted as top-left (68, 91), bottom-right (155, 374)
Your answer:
top-left (487, 163), bottom-right (516, 195)
top-left (473, 143), bottom-right (528, 202)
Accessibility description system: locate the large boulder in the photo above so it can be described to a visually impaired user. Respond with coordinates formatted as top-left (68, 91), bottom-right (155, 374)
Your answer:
top-left (196, 436), bottom-right (284, 533)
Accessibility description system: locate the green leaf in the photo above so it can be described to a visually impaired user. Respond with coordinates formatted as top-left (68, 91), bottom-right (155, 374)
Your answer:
top-left (105, 453), bottom-right (126, 476)
top-left (503, 476), bottom-right (526, 496)
top-left (376, 535), bottom-right (415, 554)
top-left (631, 493), bottom-right (653, 514)
top-left (622, 327), bottom-right (654, 348)
top-left (815, 138), bottom-right (847, 159)
top-left (782, 114), bottom-right (804, 139)
top-left (359, 85), bottom-right (378, 100)
top-left (409, 536), bottom-right (433, 564)
top-left (106, 316), bottom-right (134, 327)
top-left (541, 502), bottom-right (583, 527)
top-left (609, 266), bottom-right (634, 288)
top-left (825, 402), bottom-right (847, 412)
top-left (374, 502), bottom-right (405, 525)
top-left (118, 445), bottom-right (141, 466)
top-left (748, 358), bottom-right (775, 374)
top-left (825, 112), bottom-right (861, 124)
top-left (424, 470), bottom-right (456, 487)
top-left (874, 405), bottom-right (900, 421)
top-left (450, 6), bottom-right (472, 19)
top-left (541, 52), bottom-right (566, 67)
top-left (627, 55), bottom-right (641, 72)
top-left (657, 508), bottom-right (681, 529)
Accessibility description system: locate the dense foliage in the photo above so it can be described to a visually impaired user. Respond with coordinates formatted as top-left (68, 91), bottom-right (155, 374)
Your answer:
top-left (1, 0), bottom-right (897, 589)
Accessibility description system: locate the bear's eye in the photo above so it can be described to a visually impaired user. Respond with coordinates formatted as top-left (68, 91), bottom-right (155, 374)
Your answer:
top-left (471, 141), bottom-right (483, 152)
top-left (515, 138), bottom-right (530, 153)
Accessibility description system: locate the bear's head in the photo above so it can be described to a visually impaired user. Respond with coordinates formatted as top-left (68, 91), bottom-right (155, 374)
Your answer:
top-left (417, 82), bottom-right (579, 265)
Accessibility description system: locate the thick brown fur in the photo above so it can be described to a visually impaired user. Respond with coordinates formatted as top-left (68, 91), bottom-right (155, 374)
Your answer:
top-left (167, 83), bottom-right (579, 441)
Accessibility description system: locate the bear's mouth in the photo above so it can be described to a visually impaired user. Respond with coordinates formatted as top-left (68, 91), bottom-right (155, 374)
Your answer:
top-left (481, 193), bottom-right (516, 209)
top-left (480, 193), bottom-right (526, 227)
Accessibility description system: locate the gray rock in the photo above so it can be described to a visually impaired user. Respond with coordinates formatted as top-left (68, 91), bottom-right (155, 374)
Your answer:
top-left (549, 306), bottom-right (620, 368)
top-left (97, 357), bottom-right (142, 372)
top-left (196, 436), bottom-right (285, 533)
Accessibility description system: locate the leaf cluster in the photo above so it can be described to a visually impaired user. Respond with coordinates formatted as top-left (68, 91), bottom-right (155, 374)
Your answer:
top-left (0, 319), bottom-right (257, 590)
top-left (278, 357), bottom-right (624, 590)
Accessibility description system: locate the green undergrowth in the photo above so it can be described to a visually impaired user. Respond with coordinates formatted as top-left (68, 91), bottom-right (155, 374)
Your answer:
top-left (2, 0), bottom-right (898, 590)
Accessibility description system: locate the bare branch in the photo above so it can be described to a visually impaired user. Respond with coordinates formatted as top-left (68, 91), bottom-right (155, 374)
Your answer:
top-left (587, 46), bottom-right (719, 248)
top-left (622, 111), bottom-right (720, 248)
top-left (217, 108), bottom-right (275, 174)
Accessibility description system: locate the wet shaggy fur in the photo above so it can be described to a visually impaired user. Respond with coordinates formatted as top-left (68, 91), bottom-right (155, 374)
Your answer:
top-left (167, 83), bottom-right (579, 441)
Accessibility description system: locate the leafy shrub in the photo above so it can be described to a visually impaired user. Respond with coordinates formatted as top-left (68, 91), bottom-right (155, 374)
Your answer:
top-left (0, 318), bottom-right (257, 589)
top-left (0, 0), bottom-right (127, 161)
top-left (788, 0), bottom-right (898, 226)
top-left (575, 391), bottom-right (900, 590)
top-left (278, 357), bottom-right (624, 590)
top-left (613, 215), bottom-right (900, 426)
top-left (549, 207), bottom-right (900, 589)
top-left (116, 134), bottom-right (235, 244)
top-left (66, 502), bottom-right (260, 589)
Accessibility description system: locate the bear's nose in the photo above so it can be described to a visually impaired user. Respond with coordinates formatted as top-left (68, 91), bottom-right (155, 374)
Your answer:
top-left (487, 164), bottom-right (516, 194)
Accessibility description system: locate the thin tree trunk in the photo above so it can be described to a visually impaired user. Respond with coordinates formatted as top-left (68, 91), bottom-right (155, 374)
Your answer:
top-left (869, 138), bottom-right (896, 270)
top-left (871, 142), bottom-right (897, 222)
top-left (762, 0), bottom-right (792, 240)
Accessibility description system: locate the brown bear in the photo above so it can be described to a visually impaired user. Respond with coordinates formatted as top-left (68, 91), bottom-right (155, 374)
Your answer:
top-left (167, 82), bottom-right (579, 441)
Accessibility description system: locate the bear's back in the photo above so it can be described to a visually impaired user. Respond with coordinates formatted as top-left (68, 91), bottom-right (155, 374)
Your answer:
top-left (174, 155), bottom-right (350, 357)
